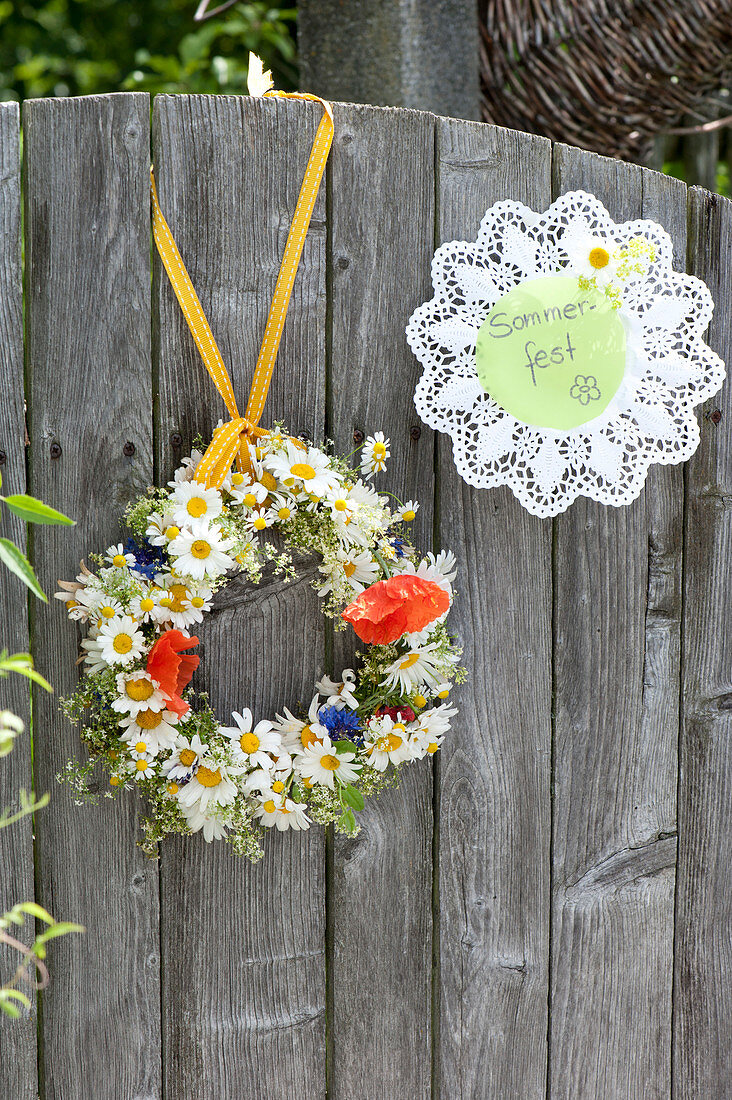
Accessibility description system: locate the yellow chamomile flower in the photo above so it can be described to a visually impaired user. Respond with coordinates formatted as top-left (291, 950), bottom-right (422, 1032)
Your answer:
top-left (130, 750), bottom-right (156, 782)
top-left (97, 615), bottom-right (146, 667)
top-left (360, 432), bottom-right (390, 479)
top-left (318, 549), bottom-right (379, 596)
top-left (229, 475), bottom-right (269, 510)
top-left (296, 733), bottom-right (361, 791)
top-left (179, 804), bottom-right (229, 842)
top-left (566, 230), bottom-right (619, 288)
top-left (254, 793), bottom-right (310, 831)
top-left (129, 588), bottom-right (159, 624)
top-left (176, 757), bottom-right (241, 814)
top-left (220, 709), bottom-right (282, 769)
top-left (410, 703), bottom-right (458, 757)
top-left (265, 439), bottom-right (340, 498)
top-left (152, 578), bottom-right (212, 629)
top-left (146, 510), bottom-right (179, 547)
top-left (168, 520), bottom-right (236, 580)
top-left (172, 481), bottom-right (224, 525)
top-left (381, 642), bottom-right (443, 694)
top-left (364, 715), bottom-right (415, 771)
top-left (244, 507), bottom-right (275, 535)
top-left (105, 542), bottom-right (136, 569)
top-left (112, 671), bottom-right (168, 718)
top-left (119, 706), bottom-right (180, 755)
top-left (396, 500), bottom-right (419, 523)
top-left (162, 734), bottom-right (207, 781)
top-left (315, 669), bottom-right (359, 711)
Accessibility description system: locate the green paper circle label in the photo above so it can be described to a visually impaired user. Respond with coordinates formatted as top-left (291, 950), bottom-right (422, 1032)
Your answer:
top-left (476, 276), bottom-right (627, 430)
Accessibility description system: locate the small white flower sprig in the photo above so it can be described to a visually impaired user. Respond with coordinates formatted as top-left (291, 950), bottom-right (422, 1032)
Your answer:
top-left (57, 428), bottom-right (465, 859)
top-left (564, 225), bottom-right (656, 307)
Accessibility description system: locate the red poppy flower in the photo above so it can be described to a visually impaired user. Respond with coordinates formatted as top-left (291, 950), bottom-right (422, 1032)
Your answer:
top-left (375, 704), bottom-right (416, 724)
top-left (146, 630), bottom-right (200, 718)
top-left (341, 574), bottom-right (450, 645)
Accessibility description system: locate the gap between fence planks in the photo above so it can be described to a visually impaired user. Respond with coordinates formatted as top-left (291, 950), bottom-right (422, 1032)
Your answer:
top-left (0, 100), bottom-right (37, 1100)
top-left (0, 91), bottom-right (729, 1100)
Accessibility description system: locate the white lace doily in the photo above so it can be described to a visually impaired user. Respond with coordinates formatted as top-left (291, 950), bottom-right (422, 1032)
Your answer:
top-left (406, 191), bottom-right (725, 517)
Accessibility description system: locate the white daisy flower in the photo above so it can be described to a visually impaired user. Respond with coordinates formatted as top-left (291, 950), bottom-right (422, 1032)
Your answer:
top-left (80, 633), bottom-right (107, 674)
top-left (360, 432), bottom-right (390, 479)
top-left (129, 588), bottom-right (159, 624)
top-left (177, 757), bottom-right (240, 814)
top-left (265, 439), bottom-right (340, 498)
top-left (229, 474), bottom-right (270, 510)
top-left (180, 804), bottom-right (229, 842)
top-left (220, 709), bottom-right (281, 769)
top-left (54, 587), bottom-right (90, 621)
top-left (168, 520), bottom-right (235, 580)
top-left (243, 766), bottom-right (276, 795)
top-left (97, 615), bottom-right (146, 667)
top-left (295, 733), bottom-right (361, 790)
top-left (395, 500), bottom-right (419, 523)
top-left (564, 229), bottom-right (619, 287)
top-left (167, 449), bottom-right (204, 486)
top-left (112, 671), bottom-right (167, 717)
top-left (318, 549), bottom-right (379, 596)
top-left (253, 793), bottom-right (310, 831)
top-left (81, 590), bottom-right (123, 626)
top-left (172, 481), bottom-right (223, 526)
top-left (106, 542), bottom-right (136, 569)
top-left (410, 703), bottom-right (457, 756)
top-left (315, 670), bottom-right (359, 711)
top-left (146, 511), bottom-right (180, 547)
top-left (130, 754), bottom-right (156, 782)
top-left (162, 734), bottom-right (207, 781)
top-left (381, 643), bottom-right (444, 694)
top-left (244, 506), bottom-right (275, 535)
top-left (363, 715), bottom-right (415, 771)
top-left (119, 706), bottom-right (180, 754)
top-left (399, 549), bottom-right (457, 596)
top-left (271, 701), bottom-right (321, 756)
top-left (151, 578), bottom-right (211, 630)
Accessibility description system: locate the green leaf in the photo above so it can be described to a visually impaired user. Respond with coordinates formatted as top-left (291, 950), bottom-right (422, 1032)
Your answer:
top-left (0, 538), bottom-right (47, 601)
top-left (0, 652), bottom-right (53, 692)
top-left (339, 808), bottom-right (357, 834)
top-left (34, 922), bottom-right (84, 947)
top-left (1, 493), bottom-right (74, 526)
top-left (15, 901), bottom-right (56, 925)
top-left (341, 784), bottom-right (364, 812)
top-left (334, 739), bottom-right (357, 753)
top-left (0, 989), bottom-right (30, 1017)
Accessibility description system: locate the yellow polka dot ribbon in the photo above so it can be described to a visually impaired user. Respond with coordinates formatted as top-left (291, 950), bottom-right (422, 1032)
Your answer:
top-left (151, 90), bottom-right (334, 488)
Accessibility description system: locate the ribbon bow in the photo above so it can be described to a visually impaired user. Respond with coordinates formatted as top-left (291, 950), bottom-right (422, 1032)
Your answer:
top-left (151, 64), bottom-right (333, 489)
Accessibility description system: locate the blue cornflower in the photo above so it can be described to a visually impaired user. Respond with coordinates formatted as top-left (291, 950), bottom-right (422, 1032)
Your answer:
top-left (391, 537), bottom-right (408, 559)
top-left (125, 537), bottom-right (167, 581)
top-left (318, 705), bottom-right (364, 746)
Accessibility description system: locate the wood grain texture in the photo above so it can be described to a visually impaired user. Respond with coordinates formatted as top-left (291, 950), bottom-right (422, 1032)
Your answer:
top-left (0, 100), bottom-right (38, 1100)
top-left (23, 93), bottom-right (160, 1100)
top-left (674, 187), bottom-right (732, 1100)
top-left (550, 147), bottom-right (685, 1099)
top-left (326, 103), bottom-right (436, 1100)
top-left (435, 120), bottom-right (553, 1100)
top-left (152, 94), bottom-right (327, 1100)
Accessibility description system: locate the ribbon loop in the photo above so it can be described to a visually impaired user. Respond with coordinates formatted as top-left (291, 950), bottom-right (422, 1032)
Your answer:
top-left (151, 88), bottom-right (333, 490)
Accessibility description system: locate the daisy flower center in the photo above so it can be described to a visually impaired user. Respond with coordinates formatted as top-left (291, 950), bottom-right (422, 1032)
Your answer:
top-left (263, 799), bottom-right (277, 813)
top-left (191, 596), bottom-right (204, 608)
top-left (186, 497), bottom-right (208, 518)
top-left (101, 606), bottom-right (116, 618)
top-left (320, 754), bottom-right (341, 771)
top-left (165, 525), bottom-right (180, 539)
top-left (334, 498), bottom-right (348, 511)
top-left (372, 442), bottom-right (387, 458)
top-left (290, 462), bottom-right (316, 480)
top-left (126, 678), bottom-right (154, 702)
top-left (301, 725), bottom-right (319, 748)
top-left (139, 598), bottom-right (155, 613)
top-left (343, 561), bottom-right (356, 577)
top-left (168, 584), bottom-right (189, 612)
top-left (243, 493), bottom-right (257, 507)
top-left (589, 246), bottom-right (610, 270)
top-left (231, 472), bottom-right (245, 486)
top-left (167, 782), bottom-right (179, 795)
top-left (253, 516), bottom-right (267, 531)
top-left (196, 765), bottom-right (222, 787)
top-left (272, 780), bottom-right (285, 793)
top-left (135, 741), bottom-right (147, 753)
top-left (112, 554), bottom-right (127, 567)
top-left (179, 749), bottom-right (197, 767)
top-left (239, 732), bottom-right (260, 753)
top-left (136, 709), bottom-right (163, 730)
top-left (399, 652), bottom-right (420, 669)
top-left (113, 634), bottom-right (133, 654)
top-left (402, 509), bottom-right (416, 522)
top-left (278, 506), bottom-right (291, 520)
top-left (135, 759), bottom-right (149, 772)
top-left (191, 539), bottom-right (211, 560)
top-left (260, 472), bottom-right (277, 492)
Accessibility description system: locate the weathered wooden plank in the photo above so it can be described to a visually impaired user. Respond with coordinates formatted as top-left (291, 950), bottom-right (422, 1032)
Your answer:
top-left (152, 94), bottom-right (327, 1099)
top-left (550, 147), bottom-right (685, 1099)
top-left (23, 92), bottom-right (160, 1100)
top-left (0, 100), bottom-right (37, 1100)
top-left (326, 103), bottom-right (436, 1100)
top-left (674, 187), bottom-right (732, 1099)
top-left (434, 120), bottom-right (553, 1099)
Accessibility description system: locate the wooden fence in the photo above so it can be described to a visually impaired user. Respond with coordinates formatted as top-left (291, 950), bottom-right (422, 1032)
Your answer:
top-left (0, 92), bottom-right (730, 1100)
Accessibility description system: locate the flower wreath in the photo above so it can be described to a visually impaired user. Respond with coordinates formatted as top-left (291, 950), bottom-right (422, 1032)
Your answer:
top-left (56, 70), bottom-right (464, 860)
